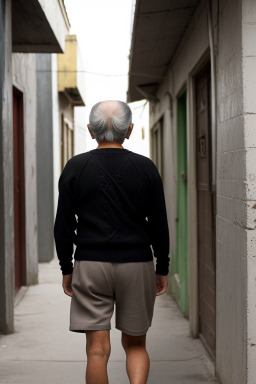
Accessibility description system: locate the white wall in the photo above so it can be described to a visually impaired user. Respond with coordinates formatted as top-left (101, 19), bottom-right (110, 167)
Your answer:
top-left (12, 53), bottom-right (38, 285)
top-left (74, 106), bottom-right (87, 155)
top-left (39, 0), bottom-right (69, 52)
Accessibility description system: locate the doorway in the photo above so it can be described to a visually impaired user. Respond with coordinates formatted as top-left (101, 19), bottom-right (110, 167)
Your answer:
top-left (195, 63), bottom-right (216, 358)
top-left (13, 87), bottom-right (26, 294)
top-left (174, 91), bottom-right (188, 317)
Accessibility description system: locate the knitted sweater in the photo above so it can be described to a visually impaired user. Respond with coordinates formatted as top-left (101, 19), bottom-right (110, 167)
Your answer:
top-left (53, 148), bottom-right (170, 275)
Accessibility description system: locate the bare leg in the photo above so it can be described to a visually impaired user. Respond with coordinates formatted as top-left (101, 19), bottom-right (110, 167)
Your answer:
top-left (85, 330), bottom-right (111, 384)
top-left (121, 332), bottom-right (150, 384)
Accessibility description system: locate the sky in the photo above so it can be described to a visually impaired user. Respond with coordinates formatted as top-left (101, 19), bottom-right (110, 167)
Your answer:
top-left (64, 0), bottom-right (149, 156)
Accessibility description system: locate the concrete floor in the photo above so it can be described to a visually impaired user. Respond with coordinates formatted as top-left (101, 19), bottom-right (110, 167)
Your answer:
top-left (0, 258), bottom-right (219, 383)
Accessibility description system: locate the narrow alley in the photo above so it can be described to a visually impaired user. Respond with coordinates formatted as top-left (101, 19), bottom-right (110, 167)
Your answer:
top-left (2, 1), bottom-right (256, 383)
top-left (0, 258), bottom-right (218, 384)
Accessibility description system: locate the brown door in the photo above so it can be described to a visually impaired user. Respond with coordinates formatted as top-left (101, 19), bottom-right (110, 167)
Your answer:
top-left (13, 87), bottom-right (26, 294)
top-left (195, 63), bottom-right (216, 358)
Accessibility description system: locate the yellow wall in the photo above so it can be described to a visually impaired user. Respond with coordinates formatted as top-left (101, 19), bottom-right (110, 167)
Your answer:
top-left (58, 35), bottom-right (77, 92)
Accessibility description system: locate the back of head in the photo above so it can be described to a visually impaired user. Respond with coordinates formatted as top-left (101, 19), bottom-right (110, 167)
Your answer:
top-left (89, 100), bottom-right (132, 144)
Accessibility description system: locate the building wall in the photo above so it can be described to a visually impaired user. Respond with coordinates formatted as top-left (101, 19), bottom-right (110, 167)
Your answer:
top-left (0, 0), bottom-right (69, 335)
top-left (241, 1), bottom-right (256, 382)
top-left (74, 107), bottom-right (87, 155)
top-left (36, 54), bottom-right (54, 262)
top-left (0, 0), bottom-right (14, 334)
top-left (52, 53), bottom-right (61, 235)
top-left (149, 0), bottom-right (253, 382)
top-left (149, 0), bottom-right (209, 298)
top-left (215, 1), bottom-right (247, 383)
top-left (12, 53), bottom-right (38, 285)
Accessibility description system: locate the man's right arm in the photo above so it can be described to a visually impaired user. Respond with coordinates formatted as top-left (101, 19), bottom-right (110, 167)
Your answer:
top-left (147, 162), bottom-right (170, 276)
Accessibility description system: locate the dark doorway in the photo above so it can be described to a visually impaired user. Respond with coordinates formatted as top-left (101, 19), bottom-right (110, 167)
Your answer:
top-left (13, 87), bottom-right (26, 294)
top-left (195, 63), bottom-right (216, 358)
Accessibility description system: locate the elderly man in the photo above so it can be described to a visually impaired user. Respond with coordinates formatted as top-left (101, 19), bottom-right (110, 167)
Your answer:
top-left (54, 100), bottom-right (170, 384)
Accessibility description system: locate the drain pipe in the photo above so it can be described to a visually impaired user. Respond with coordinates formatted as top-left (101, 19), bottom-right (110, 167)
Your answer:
top-left (207, 0), bottom-right (217, 191)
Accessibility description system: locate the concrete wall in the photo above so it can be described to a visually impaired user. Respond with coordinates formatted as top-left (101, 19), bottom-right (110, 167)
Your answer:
top-left (0, 0), bottom-right (14, 334)
top-left (36, 54), bottom-right (54, 262)
top-left (241, 1), bottom-right (256, 382)
top-left (38, 0), bottom-right (69, 52)
top-left (149, 0), bottom-right (256, 382)
top-left (215, 1), bottom-right (247, 383)
top-left (52, 53), bottom-right (61, 232)
top-left (12, 53), bottom-right (38, 285)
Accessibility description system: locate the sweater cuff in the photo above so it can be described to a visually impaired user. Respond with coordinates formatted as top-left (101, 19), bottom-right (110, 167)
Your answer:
top-left (60, 262), bottom-right (73, 275)
top-left (155, 267), bottom-right (169, 276)
top-left (155, 257), bottom-right (170, 276)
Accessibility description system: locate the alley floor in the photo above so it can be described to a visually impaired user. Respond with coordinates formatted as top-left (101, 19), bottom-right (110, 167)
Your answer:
top-left (0, 258), bottom-right (219, 384)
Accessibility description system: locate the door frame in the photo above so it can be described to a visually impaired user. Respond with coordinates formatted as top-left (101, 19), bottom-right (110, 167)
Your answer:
top-left (175, 90), bottom-right (188, 317)
top-left (187, 49), bottom-right (211, 337)
top-left (13, 86), bottom-right (26, 293)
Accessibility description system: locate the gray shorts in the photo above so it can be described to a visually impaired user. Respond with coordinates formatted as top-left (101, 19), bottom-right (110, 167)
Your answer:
top-left (69, 260), bottom-right (156, 336)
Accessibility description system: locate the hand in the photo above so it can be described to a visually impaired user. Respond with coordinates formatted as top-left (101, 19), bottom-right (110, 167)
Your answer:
top-left (155, 274), bottom-right (168, 296)
top-left (62, 274), bottom-right (73, 297)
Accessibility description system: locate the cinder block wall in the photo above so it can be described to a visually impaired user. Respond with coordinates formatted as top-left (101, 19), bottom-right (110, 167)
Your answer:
top-left (215, 0), bottom-right (247, 382)
top-left (241, 1), bottom-right (256, 383)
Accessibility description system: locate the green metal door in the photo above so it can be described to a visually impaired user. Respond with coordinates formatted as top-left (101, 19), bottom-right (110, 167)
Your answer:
top-left (174, 92), bottom-right (188, 317)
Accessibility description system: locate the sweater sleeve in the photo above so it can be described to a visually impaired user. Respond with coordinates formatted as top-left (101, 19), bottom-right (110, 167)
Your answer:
top-left (54, 159), bottom-right (78, 275)
top-left (147, 163), bottom-right (170, 276)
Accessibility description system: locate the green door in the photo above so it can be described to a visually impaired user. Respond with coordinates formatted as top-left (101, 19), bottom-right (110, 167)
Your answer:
top-left (174, 92), bottom-right (188, 317)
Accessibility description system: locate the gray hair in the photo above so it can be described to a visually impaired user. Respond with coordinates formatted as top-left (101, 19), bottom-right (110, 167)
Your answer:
top-left (89, 101), bottom-right (132, 144)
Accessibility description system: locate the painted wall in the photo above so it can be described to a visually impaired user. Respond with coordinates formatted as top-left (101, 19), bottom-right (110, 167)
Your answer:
top-left (36, 54), bottom-right (54, 262)
top-left (52, 53), bottom-right (61, 236)
top-left (12, 53), bottom-right (38, 285)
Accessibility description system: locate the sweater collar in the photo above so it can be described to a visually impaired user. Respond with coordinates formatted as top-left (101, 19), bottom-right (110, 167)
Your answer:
top-left (90, 148), bottom-right (131, 153)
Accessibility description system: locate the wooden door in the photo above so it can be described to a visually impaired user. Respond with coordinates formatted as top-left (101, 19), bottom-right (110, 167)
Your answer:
top-left (13, 87), bottom-right (26, 294)
top-left (195, 63), bottom-right (216, 358)
top-left (174, 92), bottom-right (188, 317)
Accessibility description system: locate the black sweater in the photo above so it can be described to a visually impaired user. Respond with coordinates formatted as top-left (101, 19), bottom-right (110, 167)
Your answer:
top-left (54, 148), bottom-right (170, 276)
